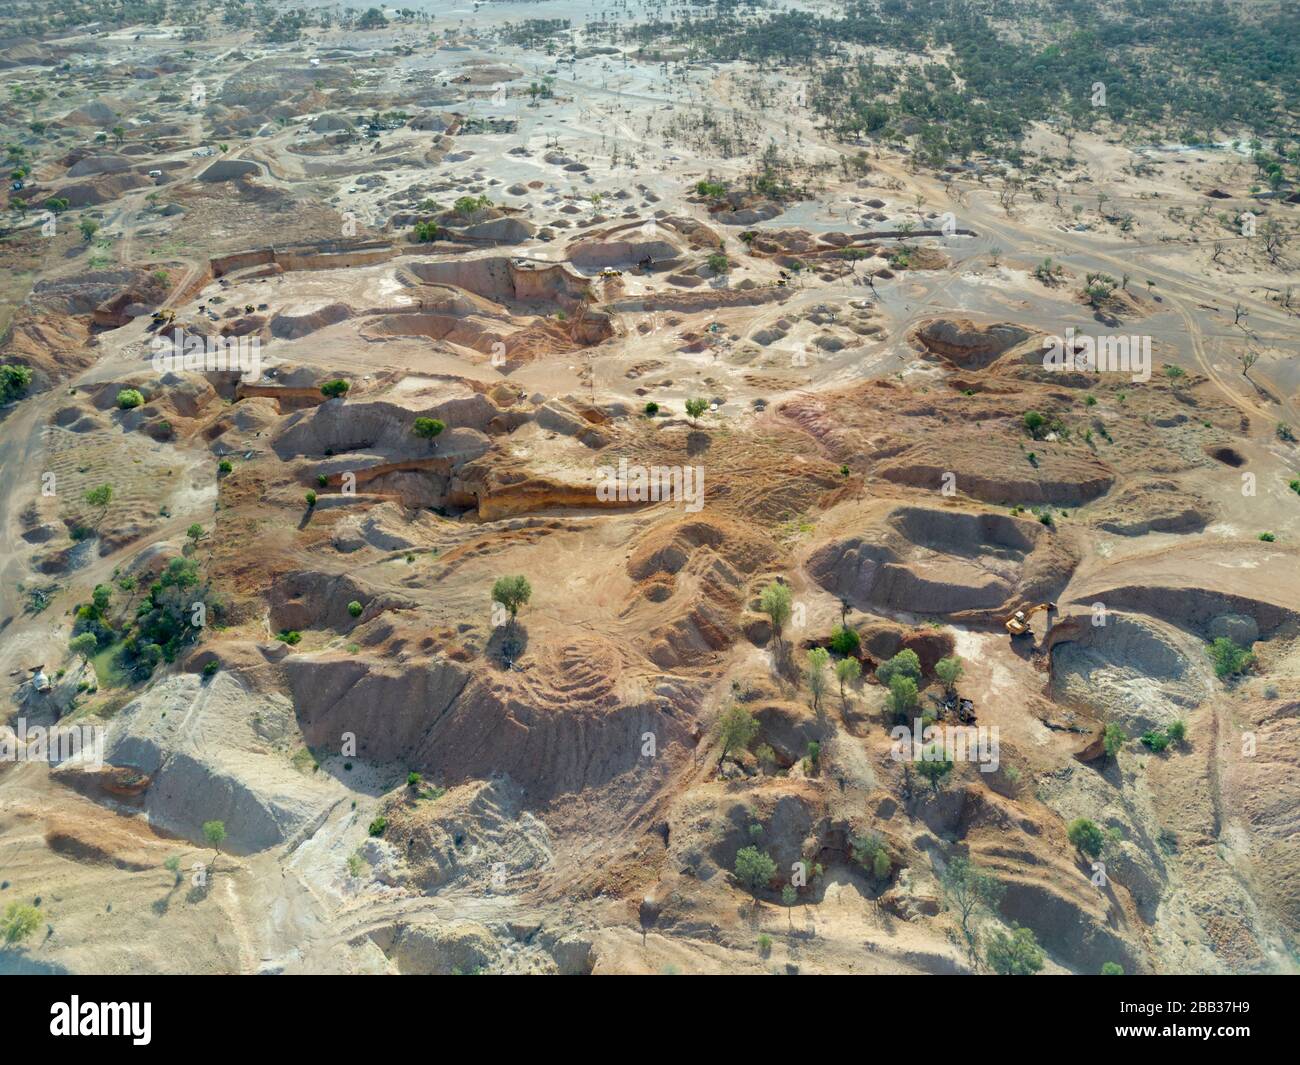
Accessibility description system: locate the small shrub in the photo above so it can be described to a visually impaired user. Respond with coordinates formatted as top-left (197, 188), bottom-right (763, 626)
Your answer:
top-left (1258, 531), bottom-right (1275, 542)
top-left (1067, 817), bottom-right (1105, 858)
top-left (347, 600), bottom-right (363, 618)
top-left (218, 459), bottom-right (233, 474)
top-left (367, 816), bottom-right (388, 837)
top-left (828, 626), bottom-right (860, 656)
top-left (643, 401), bottom-right (659, 415)
top-left (1208, 636), bottom-right (1254, 679)
top-left (276, 630), bottom-right (302, 645)
top-left (305, 490), bottom-right (317, 507)
top-left (320, 379), bottom-right (349, 399)
top-left (1140, 729), bottom-right (1170, 753)
top-left (116, 388), bottom-right (144, 410)
top-left (202, 660), bottom-right (219, 677)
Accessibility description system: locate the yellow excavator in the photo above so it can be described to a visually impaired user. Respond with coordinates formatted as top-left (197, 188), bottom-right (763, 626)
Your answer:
top-left (1005, 601), bottom-right (1056, 637)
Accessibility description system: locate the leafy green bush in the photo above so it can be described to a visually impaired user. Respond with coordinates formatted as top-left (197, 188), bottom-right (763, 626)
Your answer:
top-left (1140, 729), bottom-right (1170, 752)
top-left (828, 626), bottom-right (860, 656)
top-left (876, 649), bottom-right (921, 686)
top-left (368, 816), bottom-right (388, 837)
top-left (319, 379), bottom-right (349, 399)
top-left (0, 364), bottom-right (33, 403)
top-left (985, 924), bottom-right (1044, 975)
top-left (116, 388), bottom-right (144, 410)
top-left (1067, 817), bottom-right (1105, 858)
top-left (733, 846), bottom-right (776, 893)
top-left (347, 600), bottom-right (363, 618)
top-left (1208, 636), bottom-right (1254, 679)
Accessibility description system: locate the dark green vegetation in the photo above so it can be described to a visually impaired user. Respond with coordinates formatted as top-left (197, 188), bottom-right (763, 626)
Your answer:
top-left (623, 1), bottom-right (1300, 169)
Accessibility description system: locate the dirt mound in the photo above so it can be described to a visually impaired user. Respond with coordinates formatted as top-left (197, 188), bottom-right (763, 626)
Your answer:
top-left (380, 776), bottom-right (554, 892)
top-left (273, 390), bottom-right (499, 459)
top-left (876, 439), bottom-right (1115, 507)
top-left (267, 570), bottom-right (412, 633)
top-left (1068, 542), bottom-right (1300, 638)
top-left (1050, 612), bottom-right (1213, 734)
top-left (567, 237), bottom-right (681, 270)
top-left (270, 301), bottom-right (353, 339)
top-left (198, 159), bottom-right (263, 182)
top-left (1222, 697), bottom-right (1300, 944)
top-left (56, 673), bottom-right (345, 854)
top-left (912, 319), bottom-right (1035, 370)
top-left (409, 257), bottom-right (588, 305)
top-left (1088, 478), bottom-right (1213, 535)
top-left (625, 516), bottom-right (776, 667)
top-left (287, 648), bottom-right (692, 805)
top-left (807, 504), bottom-right (1076, 621)
top-left (66, 153), bottom-right (133, 178)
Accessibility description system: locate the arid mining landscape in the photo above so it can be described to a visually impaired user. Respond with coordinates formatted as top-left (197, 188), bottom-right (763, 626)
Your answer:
top-left (0, 0), bottom-right (1298, 978)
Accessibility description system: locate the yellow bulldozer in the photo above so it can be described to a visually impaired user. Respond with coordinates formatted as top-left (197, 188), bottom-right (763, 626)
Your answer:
top-left (1005, 601), bottom-right (1056, 637)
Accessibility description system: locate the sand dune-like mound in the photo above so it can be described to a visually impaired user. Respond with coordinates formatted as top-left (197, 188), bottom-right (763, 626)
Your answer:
top-left (807, 504), bottom-right (1076, 620)
top-left (270, 301), bottom-right (353, 339)
top-left (1050, 612), bottom-right (1213, 734)
top-left (273, 389), bottom-right (500, 458)
top-left (55, 673), bottom-right (344, 854)
top-left (912, 319), bottom-right (1035, 370)
top-left (1067, 541), bottom-right (1300, 638)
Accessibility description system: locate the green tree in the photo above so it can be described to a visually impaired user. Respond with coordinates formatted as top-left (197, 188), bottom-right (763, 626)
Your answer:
top-left (412, 417), bottom-right (445, 445)
top-left (684, 397), bottom-right (709, 426)
top-left (876, 649), bottom-right (921, 687)
top-left (706, 252), bottom-right (729, 274)
top-left (116, 388), bottom-right (144, 409)
top-left (186, 523), bottom-right (204, 546)
top-left (781, 883), bottom-right (797, 928)
top-left (934, 655), bottom-right (963, 696)
top-left (852, 833), bottom-right (892, 880)
top-left (1102, 723), bottom-right (1126, 763)
top-left (78, 218), bottom-right (99, 242)
top-left (0, 364), bottom-right (33, 403)
top-left (1208, 637), bottom-right (1253, 679)
top-left (69, 631), bottom-right (98, 666)
top-left (759, 581), bottom-right (792, 646)
top-left (203, 819), bottom-right (226, 866)
top-left (887, 674), bottom-right (919, 722)
top-left (941, 856), bottom-right (1005, 965)
top-left (1067, 818), bottom-right (1105, 858)
top-left (1165, 720), bottom-right (1186, 746)
top-left (491, 575), bottom-right (532, 629)
top-left (733, 846), bottom-right (776, 895)
top-left (835, 655), bottom-right (861, 702)
top-left (915, 745), bottom-right (953, 794)
top-left (828, 625), bottom-right (860, 656)
top-left (0, 902), bottom-right (41, 946)
top-left (985, 924), bottom-right (1044, 975)
top-left (320, 379), bottom-right (350, 399)
top-left (716, 703), bottom-right (759, 765)
top-left (1101, 962), bottom-right (1124, 975)
top-left (84, 483), bottom-right (113, 526)
top-left (805, 646), bottom-right (830, 713)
